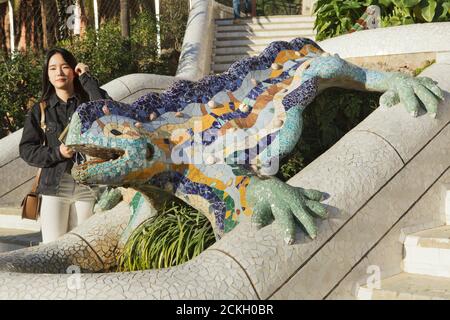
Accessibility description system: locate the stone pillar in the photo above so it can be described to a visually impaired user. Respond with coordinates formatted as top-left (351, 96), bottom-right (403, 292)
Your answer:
top-left (302, 0), bottom-right (317, 15)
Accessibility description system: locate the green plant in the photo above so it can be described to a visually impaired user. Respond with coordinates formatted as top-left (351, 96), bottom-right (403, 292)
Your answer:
top-left (0, 51), bottom-right (43, 137)
top-left (58, 9), bottom-right (185, 85)
top-left (117, 201), bottom-right (216, 271)
top-left (130, 10), bottom-right (159, 67)
top-left (160, 0), bottom-right (189, 51)
top-left (279, 149), bottom-right (305, 180)
top-left (59, 18), bottom-right (137, 86)
top-left (381, 0), bottom-right (450, 25)
top-left (314, 0), bottom-right (373, 41)
top-left (314, 0), bottom-right (450, 41)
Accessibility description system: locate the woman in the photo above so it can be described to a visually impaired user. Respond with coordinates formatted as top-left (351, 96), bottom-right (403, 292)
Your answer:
top-left (19, 48), bottom-right (110, 244)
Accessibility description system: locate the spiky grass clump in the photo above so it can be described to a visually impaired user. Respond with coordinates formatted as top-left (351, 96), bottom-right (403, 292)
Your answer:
top-left (117, 202), bottom-right (216, 271)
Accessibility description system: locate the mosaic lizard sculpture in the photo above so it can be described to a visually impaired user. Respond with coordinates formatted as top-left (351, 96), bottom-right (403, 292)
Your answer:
top-left (65, 38), bottom-right (444, 245)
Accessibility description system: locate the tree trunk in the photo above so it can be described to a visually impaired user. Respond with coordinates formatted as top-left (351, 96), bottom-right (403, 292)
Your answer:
top-left (40, 0), bottom-right (49, 49)
top-left (120, 0), bottom-right (129, 39)
top-left (55, 0), bottom-right (70, 41)
top-left (0, 3), bottom-right (8, 55)
top-left (29, 0), bottom-right (36, 51)
top-left (47, 0), bottom-right (58, 47)
top-left (80, 0), bottom-right (93, 35)
top-left (17, 1), bottom-right (26, 51)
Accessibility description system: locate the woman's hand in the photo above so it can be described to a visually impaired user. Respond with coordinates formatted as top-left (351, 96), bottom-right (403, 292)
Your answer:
top-left (59, 144), bottom-right (75, 159)
top-left (75, 63), bottom-right (90, 76)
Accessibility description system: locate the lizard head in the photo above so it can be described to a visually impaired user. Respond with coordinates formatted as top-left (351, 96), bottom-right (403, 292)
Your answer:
top-left (65, 100), bottom-right (166, 187)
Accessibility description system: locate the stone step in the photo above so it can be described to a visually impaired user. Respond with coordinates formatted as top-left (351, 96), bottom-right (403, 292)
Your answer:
top-left (215, 28), bottom-right (315, 40)
top-left (0, 207), bottom-right (41, 232)
top-left (216, 21), bottom-right (314, 33)
top-left (403, 225), bottom-right (450, 278)
top-left (0, 227), bottom-right (41, 253)
top-left (357, 273), bottom-right (450, 300)
top-left (214, 35), bottom-right (315, 48)
top-left (215, 15), bottom-right (315, 26)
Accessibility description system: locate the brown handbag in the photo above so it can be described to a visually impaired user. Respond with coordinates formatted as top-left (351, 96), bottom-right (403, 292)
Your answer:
top-left (21, 101), bottom-right (47, 220)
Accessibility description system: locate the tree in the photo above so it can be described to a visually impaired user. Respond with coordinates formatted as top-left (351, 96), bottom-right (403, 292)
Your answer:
top-left (40, 0), bottom-right (49, 49)
top-left (120, 0), bottom-right (129, 38)
top-left (0, 2), bottom-right (8, 55)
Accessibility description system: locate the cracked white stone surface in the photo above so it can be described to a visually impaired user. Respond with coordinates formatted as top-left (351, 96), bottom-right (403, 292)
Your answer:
top-left (0, 249), bottom-right (257, 299)
top-left (274, 123), bottom-right (450, 299)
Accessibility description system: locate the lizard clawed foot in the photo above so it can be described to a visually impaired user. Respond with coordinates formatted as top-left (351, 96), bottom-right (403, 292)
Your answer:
top-left (247, 177), bottom-right (328, 245)
top-left (380, 75), bottom-right (444, 118)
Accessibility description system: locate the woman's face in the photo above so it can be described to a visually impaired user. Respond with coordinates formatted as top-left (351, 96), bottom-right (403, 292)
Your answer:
top-left (47, 53), bottom-right (75, 91)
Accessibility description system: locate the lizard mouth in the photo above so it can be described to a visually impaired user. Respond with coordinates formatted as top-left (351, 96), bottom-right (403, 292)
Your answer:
top-left (69, 144), bottom-right (126, 168)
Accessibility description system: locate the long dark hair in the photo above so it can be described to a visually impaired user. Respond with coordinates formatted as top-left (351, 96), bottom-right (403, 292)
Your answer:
top-left (41, 48), bottom-right (89, 102)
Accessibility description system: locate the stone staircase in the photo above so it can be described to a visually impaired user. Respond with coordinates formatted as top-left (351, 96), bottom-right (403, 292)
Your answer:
top-left (212, 15), bottom-right (316, 74)
top-left (357, 188), bottom-right (450, 300)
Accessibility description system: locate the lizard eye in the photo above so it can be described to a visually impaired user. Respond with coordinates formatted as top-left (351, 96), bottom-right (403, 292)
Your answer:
top-left (110, 129), bottom-right (123, 136)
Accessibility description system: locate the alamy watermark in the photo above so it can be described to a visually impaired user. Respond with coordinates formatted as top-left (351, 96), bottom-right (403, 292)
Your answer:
top-left (66, 4), bottom-right (81, 34)
top-left (67, 264), bottom-right (83, 291)
top-left (365, 265), bottom-right (381, 290)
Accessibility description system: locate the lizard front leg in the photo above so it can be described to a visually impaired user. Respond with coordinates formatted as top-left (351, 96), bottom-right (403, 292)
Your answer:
top-left (170, 164), bottom-right (328, 244)
top-left (246, 175), bottom-right (328, 244)
top-left (302, 53), bottom-right (445, 117)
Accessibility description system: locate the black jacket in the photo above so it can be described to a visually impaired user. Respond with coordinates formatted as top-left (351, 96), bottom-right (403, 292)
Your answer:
top-left (19, 73), bottom-right (110, 195)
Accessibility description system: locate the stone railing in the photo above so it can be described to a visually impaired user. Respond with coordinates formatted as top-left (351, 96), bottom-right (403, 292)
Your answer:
top-left (175, 0), bottom-right (233, 80)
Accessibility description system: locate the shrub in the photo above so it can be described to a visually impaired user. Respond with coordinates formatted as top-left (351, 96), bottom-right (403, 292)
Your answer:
top-left (117, 201), bottom-right (216, 271)
top-left (59, 18), bottom-right (139, 86)
top-left (0, 51), bottom-right (43, 137)
top-left (314, 0), bottom-right (450, 41)
top-left (59, 10), bottom-right (185, 86)
top-left (380, 0), bottom-right (450, 26)
top-left (160, 0), bottom-right (189, 51)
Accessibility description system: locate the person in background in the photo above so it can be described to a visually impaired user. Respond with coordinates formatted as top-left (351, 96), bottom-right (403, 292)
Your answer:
top-left (19, 48), bottom-right (110, 244)
top-left (233, 0), bottom-right (252, 22)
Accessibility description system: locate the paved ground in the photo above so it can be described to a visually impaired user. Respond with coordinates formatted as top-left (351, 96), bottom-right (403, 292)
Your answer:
top-left (0, 228), bottom-right (41, 253)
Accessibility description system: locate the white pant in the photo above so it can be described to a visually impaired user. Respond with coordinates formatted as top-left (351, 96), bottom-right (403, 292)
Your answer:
top-left (40, 173), bottom-right (98, 243)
